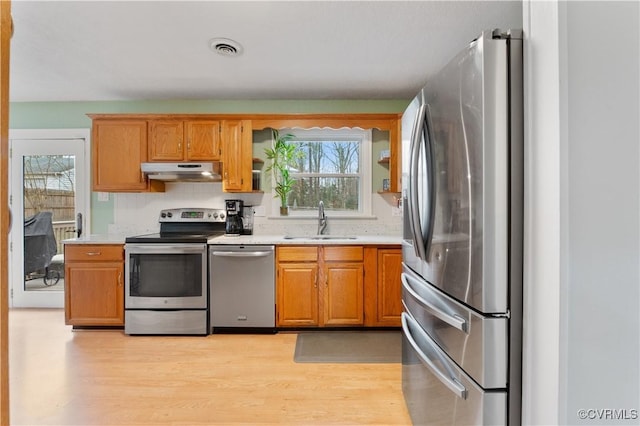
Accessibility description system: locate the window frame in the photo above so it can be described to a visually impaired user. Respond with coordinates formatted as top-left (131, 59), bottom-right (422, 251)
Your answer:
top-left (269, 128), bottom-right (372, 218)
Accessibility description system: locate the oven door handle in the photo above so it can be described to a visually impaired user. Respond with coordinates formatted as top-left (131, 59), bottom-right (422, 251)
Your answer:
top-left (211, 251), bottom-right (272, 258)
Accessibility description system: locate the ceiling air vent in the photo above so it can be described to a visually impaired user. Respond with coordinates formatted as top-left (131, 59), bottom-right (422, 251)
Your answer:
top-left (209, 38), bottom-right (243, 57)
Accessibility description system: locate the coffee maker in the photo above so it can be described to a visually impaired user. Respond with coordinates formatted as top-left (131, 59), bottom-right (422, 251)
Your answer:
top-left (224, 199), bottom-right (244, 236)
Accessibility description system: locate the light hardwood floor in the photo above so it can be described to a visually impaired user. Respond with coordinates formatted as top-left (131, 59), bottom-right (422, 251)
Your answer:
top-left (9, 309), bottom-right (411, 425)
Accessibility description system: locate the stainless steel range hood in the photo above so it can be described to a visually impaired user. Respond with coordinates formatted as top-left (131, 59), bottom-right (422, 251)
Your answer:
top-left (141, 162), bottom-right (222, 182)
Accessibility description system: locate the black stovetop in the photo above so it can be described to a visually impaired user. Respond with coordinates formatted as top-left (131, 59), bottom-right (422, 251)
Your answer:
top-left (125, 208), bottom-right (227, 244)
top-left (124, 231), bottom-right (225, 244)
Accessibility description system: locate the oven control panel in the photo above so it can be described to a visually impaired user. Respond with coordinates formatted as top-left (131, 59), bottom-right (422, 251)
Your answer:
top-left (159, 208), bottom-right (226, 222)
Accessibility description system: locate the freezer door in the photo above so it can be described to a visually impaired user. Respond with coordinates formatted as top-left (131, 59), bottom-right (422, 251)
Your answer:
top-left (409, 31), bottom-right (510, 314)
top-left (402, 312), bottom-right (506, 425)
top-left (402, 265), bottom-right (508, 389)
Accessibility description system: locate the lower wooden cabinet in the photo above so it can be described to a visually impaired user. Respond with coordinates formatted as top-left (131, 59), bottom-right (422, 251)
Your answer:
top-left (277, 245), bottom-right (365, 327)
top-left (323, 246), bottom-right (364, 326)
top-left (276, 245), bottom-right (401, 328)
top-left (278, 260), bottom-right (319, 326)
top-left (64, 244), bottom-right (125, 327)
top-left (277, 246), bottom-right (320, 327)
top-left (364, 246), bottom-right (402, 327)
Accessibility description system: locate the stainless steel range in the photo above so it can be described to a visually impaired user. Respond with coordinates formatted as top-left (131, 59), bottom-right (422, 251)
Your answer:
top-left (124, 208), bottom-right (226, 335)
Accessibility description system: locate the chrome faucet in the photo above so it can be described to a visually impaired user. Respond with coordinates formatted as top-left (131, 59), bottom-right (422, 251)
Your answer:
top-left (317, 200), bottom-right (328, 235)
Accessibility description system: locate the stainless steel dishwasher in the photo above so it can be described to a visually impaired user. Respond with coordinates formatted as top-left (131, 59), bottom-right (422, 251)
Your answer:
top-left (209, 245), bottom-right (275, 333)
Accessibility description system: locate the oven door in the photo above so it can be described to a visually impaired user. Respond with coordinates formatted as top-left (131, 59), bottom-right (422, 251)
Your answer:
top-left (125, 243), bottom-right (207, 309)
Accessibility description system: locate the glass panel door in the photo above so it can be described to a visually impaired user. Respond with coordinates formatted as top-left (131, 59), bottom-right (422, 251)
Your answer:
top-left (9, 132), bottom-right (88, 308)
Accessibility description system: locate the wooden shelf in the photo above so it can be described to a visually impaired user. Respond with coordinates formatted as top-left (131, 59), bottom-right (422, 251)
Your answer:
top-left (377, 190), bottom-right (401, 195)
top-left (252, 158), bottom-right (264, 164)
top-left (377, 157), bottom-right (390, 164)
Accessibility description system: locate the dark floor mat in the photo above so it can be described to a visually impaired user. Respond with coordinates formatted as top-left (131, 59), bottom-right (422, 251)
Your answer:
top-left (294, 330), bottom-right (401, 363)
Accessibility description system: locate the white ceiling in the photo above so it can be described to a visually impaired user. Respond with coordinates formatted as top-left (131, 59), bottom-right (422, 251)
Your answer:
top-left (10, 1), bottom-right (523, 102)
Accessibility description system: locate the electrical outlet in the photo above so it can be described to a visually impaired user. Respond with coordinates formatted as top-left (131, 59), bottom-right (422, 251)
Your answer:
top-left (392, 206), bottom-right (402, 217)
top-left (253, 205), bottom-right (266, 217)
top-left (97, 192), bottom-right (109, 202)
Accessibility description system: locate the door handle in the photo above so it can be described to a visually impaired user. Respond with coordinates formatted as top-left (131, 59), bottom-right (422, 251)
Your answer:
top-left (423, 104), bottom-right (437, 258)
top-left (409, 104), bottom-right (427, 261)
top-left (76, 212), bottom-right (83, 238)
top-left (211, 251), bottom-right (272, 258)
top-left (402, 272), bottom-right (467, 333)
top-left (402, 313), bottom-right (467, 399)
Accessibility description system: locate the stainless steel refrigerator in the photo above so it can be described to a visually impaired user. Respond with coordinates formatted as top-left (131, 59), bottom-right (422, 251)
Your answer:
top-left (400, 29), bottom-right (523, 425)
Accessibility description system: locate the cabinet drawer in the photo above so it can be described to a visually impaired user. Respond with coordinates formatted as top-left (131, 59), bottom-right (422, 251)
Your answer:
top-left (323, 246), bottom-right (363, 262)
top-left (65, 244), bottom-right (124, 262)
top-left (278, 246), bottom-right (318, 262)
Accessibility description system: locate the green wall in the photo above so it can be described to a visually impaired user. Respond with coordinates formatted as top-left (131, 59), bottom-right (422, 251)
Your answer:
top-left (9, 99), bottom-right (409, 233)
top-left (9, 99), bottom-right (409, 129)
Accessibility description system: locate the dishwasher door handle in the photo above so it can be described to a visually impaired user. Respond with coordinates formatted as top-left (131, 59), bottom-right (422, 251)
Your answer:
top-left (211, 251), bottom-right (273, 258)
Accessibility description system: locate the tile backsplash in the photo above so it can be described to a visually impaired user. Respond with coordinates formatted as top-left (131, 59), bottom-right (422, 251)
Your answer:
top-left (109, 182), bottom-right (402, 237)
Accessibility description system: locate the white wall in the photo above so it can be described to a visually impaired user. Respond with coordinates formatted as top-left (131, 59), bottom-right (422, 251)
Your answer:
top-left (523, 1), bottom-right (640, 424)
top-left (563, 2), bottom-right (639, 423)
top-left (522, 1), bottom-right (563, 423)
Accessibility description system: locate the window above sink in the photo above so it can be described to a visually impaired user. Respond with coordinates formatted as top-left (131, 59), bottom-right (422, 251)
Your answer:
top-left (269, 128), bottom-right (372, 218)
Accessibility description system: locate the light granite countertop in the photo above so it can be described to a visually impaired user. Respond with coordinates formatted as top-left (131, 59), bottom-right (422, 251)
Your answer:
top-left (208, 234), bottom-right (401, 245)
top-left (63, 234), bottom-right (129, 245)
top-left (63, 234), bottom-right (401, 246)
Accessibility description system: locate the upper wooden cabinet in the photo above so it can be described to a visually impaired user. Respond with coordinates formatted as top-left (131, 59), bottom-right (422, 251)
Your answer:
top-left (148, 119), bottom-right (221, 161)
top-left (91, 119), bottom-right (156, 192)
top-left (222, 119), bottom-right (252, 192)
top-left (186, 120), bottom-right (222, 160)
top-left (88, 113), bottom-right (399, 193)
top-left (148, 120), bottom-right (184, 161)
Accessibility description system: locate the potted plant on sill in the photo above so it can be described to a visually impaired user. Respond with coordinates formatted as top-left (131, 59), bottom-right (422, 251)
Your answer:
top-left (264, 129), bottom-right (300, 215)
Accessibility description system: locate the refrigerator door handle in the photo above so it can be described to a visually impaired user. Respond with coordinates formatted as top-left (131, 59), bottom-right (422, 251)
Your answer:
top-left (402, 272), bottom-right (468, 333)
top-left (423, 104), bottom-right (437, 257)
top-left (402, 312), bottom-right (467, 400)
top-left (409, 103), bottom-right (427, 260)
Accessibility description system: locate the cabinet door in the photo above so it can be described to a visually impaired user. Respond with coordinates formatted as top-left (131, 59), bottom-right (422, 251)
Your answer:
top-left (64, 261), bottom-right (124, 326)
top-left (323, 262), bottom-right (364, 326)
top-left (148, 120), bottom-right (185, 161)
top-left (376, 248), bottom-right (402, 326)
top-left (222, 120), bottom-right (252, 192)
top-left (186, 120), bottom-right (221, 160)
top-left (92, 120), bottom-right (148, 191)
top-left (277, 263), bottom-right (319, 326)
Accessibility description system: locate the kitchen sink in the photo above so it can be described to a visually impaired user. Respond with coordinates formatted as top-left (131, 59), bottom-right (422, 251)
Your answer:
top-left (283, 235), bottom-right (358, 240)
